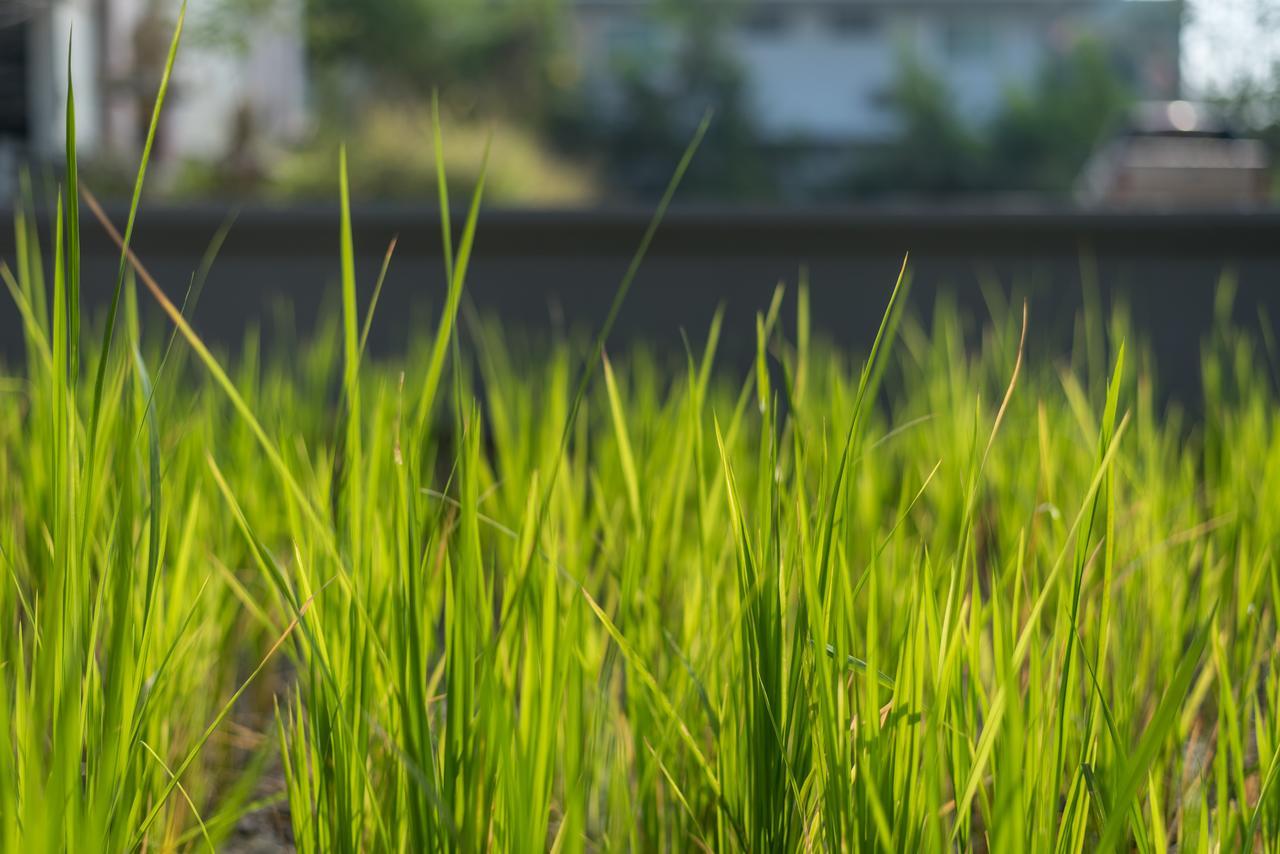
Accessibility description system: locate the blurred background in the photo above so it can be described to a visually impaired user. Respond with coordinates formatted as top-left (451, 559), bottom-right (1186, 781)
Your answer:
top-left (4, 0), bottom-right (1280, 397)
top-left (2, 0), bottom-right (1279, 208)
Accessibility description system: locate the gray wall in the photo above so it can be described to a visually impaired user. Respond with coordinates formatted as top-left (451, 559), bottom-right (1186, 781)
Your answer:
top-left (2, 204), bottom-right (1278, 403)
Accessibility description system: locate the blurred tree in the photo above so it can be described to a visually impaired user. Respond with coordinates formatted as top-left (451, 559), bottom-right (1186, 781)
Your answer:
top-left (264, 101), bottom-right (597, 204)
top-left (183, 0), bottom-right (600, 203)
top-left (852, 52), bottom-right (986, 196)
top-left (989, 39), bottom-right (1132, 192)
top-left (850, 39), bottom-right (1131, 199)
top-left (551, 0), bottom-right (774, 202)
top-left (305, 0), bottom-right (567, 118)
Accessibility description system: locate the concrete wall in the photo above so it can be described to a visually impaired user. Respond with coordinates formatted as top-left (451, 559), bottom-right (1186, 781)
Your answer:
top-left (3, 202), bottom-right (1276, 406)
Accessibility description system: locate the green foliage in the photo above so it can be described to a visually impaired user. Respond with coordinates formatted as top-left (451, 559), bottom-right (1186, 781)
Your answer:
top-left (553, 0), bottom-right (775, 201)
top-left (989, 39), bottom-right (1132, 192)
top-left (306, 0), bottom-right (565, 110)
top-left (855, 39), bottom-right (1132, 197)
top-left (856, 52), bottom-right (987, 195)
top-left (264, 100), bottom-right (597, 204)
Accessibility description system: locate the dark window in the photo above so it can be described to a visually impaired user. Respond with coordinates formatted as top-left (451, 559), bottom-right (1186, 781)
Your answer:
top-left (741, 9), bottom-right (788, 37)
top-left (0, 22), bottom-right (29, 138)
top-left (868, 85), bottom-right (895, 113)
top-left (829, 9), bottom-right (878, 36)
top-left (943, 19), bottom-right (994, 59)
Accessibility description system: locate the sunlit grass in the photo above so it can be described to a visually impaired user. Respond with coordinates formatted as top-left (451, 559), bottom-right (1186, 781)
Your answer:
top-left (2, 16), bottom-right (1280, 853)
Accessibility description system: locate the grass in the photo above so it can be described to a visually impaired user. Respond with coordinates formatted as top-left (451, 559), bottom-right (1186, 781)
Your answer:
top-left (3, 23), bottom-right (1280, 853)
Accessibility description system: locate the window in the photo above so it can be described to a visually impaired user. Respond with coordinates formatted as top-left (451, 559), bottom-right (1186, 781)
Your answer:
top-left (943, 19), bottom-right (994, 59)
top-left (741, 8), bottom-right (788, 37)
top-left (606, 17), bottom-right (660, 62)
top-left (828, 9), bottom-right (878, 37)
top-left (0, 20), bottom-right (28, 138)
top-left (868, 85), bottom-right (895, 113)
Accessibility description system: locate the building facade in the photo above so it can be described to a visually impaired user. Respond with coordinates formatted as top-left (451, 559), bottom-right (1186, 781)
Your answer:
top-left (571, 0), bottom-right (1182, 144)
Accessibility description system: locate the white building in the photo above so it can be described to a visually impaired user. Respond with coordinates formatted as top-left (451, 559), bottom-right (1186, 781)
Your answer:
top-left (570, 0), bottom-right (1182, 144)
top-left (1, 0), bottom-right (307, 188)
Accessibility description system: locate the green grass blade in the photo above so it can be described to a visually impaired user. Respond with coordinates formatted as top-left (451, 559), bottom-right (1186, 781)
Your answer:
top-left (86, 1), bottom-right (185, 445)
